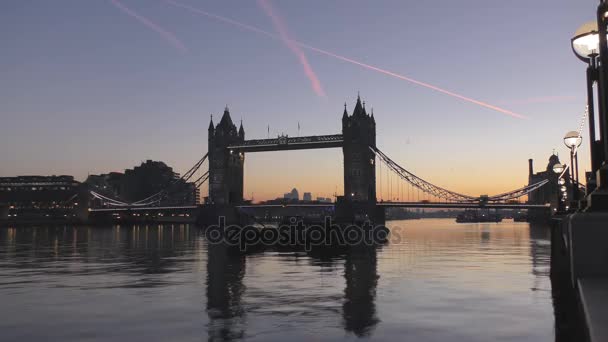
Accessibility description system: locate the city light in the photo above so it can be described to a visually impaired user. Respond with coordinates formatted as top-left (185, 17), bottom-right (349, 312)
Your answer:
top-left (553, 164), bottom-right (565, 174)
top-left (563, 131), bottom-right (583, 148)
top-left (571, 21), bottom-right (600, 62)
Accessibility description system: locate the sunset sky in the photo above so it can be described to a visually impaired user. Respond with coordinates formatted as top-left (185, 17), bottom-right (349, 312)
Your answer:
top-left (0, 0), bottom-right (598, 201)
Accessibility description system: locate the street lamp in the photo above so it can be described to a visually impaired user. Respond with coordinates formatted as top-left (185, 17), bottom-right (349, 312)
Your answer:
top-left (559, 178), bottom-right (566, 185)
top-left (564, 131), bottom-right (583, 201)
top-left (571, 3), bottom-right (608, 211)
top-left (564, 131), bottom-right (583, 149)
top-left (572, 20), bottom-right (604, 186)
top-left (572, 21), bottom-right (599, 63)
top-left (553, 163), bottom-right (565, 174)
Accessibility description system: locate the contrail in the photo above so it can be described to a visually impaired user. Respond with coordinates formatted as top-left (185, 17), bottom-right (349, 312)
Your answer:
top-left (110, 0), bottom-right (187, 53)
top-left (166, 0), bottom-right (525, 119)
top-left (257, 0), bottom-right (325, 97)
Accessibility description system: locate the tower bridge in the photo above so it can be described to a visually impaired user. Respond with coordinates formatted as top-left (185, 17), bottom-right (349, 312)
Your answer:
top-left (87, 94), bottom-right (556, 223)
top-left (207, 95), bottom-right (377, 220)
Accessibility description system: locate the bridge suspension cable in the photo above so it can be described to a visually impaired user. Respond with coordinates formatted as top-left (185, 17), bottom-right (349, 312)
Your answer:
top-left (484, 179), bottom-right (550, 202)
top-left (371, 146), bottom-right (478, 202)
top-left (371, 146), bottom-right (549, 203)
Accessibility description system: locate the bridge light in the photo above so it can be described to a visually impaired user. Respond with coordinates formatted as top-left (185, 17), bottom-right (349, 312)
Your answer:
top-left (563, 131), bottom-right (583, 148)
top-left (552, 163), bottom-right (565, 174)
top-left (560, 186), bottom-right (568, 193)
top-left (571, 21), bottom-right (600, 63)
top-left (558, 178), bottom-right (566, 185)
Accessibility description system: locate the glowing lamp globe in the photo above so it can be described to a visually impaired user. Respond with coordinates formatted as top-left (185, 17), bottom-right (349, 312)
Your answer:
top-left (564, 131), bottom-right (583, 148)
top-left (560, 186), bottom-right (568, 193)
top-left (553, 163), bottom-right (565, 174)
top-left (558, 178), bottom-right (566, 185)
top-left (572, 21), bottom-right (600, 62)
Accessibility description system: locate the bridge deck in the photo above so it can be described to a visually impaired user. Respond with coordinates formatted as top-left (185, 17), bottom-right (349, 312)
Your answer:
top-left (237, 202), bottom-right (550, 210)
top-left (228, 134), bottom-right (343, 153)
top-left (377, 202), bottom-right (551, 209)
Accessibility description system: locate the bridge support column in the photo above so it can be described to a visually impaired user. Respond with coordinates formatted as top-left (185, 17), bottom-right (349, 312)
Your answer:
top-left (208, 108), bottom-right (245, 206)
top-left (341, 95), bottom-right (377, 222)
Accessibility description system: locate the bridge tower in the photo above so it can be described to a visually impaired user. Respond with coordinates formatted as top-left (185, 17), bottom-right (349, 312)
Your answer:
top-left (342, 95), bottom-right (377, 204)
top-left (208, 107), bottom-right (245, 205)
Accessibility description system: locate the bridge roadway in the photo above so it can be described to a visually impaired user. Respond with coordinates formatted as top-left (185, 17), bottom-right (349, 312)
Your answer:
top-left (88, 202), bottom-right (550, 214)
top-left (238, 202), bottom-right (550, 210)
top-left (227, 134), bottom-right (343, 153)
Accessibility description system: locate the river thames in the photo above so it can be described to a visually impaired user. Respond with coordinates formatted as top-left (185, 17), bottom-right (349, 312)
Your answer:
top-left (0, 219), bottom-right (555, 341)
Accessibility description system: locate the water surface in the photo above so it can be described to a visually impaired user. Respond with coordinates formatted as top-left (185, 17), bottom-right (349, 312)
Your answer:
top-left (0, 219), bottom-right (554, 341)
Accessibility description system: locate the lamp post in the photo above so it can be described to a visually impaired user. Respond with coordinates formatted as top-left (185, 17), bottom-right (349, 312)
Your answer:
top-left (572, 22), bottom-right (602, 174)
top-left (553, 164), bottom-right (567, 212)
top-left (572, 3), bottom-right (608, 210)
top-left (564, 131), bottom-right (583, 201)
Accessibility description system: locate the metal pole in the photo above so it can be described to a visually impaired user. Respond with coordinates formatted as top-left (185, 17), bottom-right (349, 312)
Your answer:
top-left (597, 1), bottom-right (608, 165)
top-left (571, 148), bottom-right (578, 201)
top-left (575, 151), bottom-right (580, 196)
top-left (587, 63), bottom-right (600, 172)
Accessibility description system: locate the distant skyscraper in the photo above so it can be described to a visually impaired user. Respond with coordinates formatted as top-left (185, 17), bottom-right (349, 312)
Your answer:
top-left (283, 188), bottom-right (299, 201)
top-left (303, 192), bottom-right (312, 201)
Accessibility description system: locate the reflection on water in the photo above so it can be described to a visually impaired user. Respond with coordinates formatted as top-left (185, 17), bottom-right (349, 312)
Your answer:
top-left (0, 220), bottom-right (555, 341)
top-left (207, 244), bottom-right (246, 341)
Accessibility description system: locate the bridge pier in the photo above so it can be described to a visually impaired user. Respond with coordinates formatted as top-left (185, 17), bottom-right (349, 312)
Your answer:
top-left (335, 198), bottom-right (385, 225)
top-left (197, 204), bottom-right (249, 226)
top-left (208, 107), bottom-right (245, 206)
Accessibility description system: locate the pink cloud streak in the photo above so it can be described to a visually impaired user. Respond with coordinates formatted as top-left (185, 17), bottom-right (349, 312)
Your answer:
top-left (110, 0), bottom-right (187, 53)
top-left (166, 0), bottom-right (525, 119)
top-left (256, 0), bottom-right (325, 97)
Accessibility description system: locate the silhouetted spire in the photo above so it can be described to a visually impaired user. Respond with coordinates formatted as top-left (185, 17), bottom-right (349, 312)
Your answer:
top-left (218, 106), bottom-right (234, 129)
top-left (208, 114), bottom-right (214, 131)
top-left (353, 93), bottom-right (365, 117)
top-left (238, 119), bottom-right (245, 138)
top-left (343, 102), bottom-right (348, 120)
top-left (371, 108), bottom-right (375, 123)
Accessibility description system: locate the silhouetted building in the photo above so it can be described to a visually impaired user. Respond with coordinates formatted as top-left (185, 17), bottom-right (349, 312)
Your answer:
top-left (283, 188), bottom-right (299, 201)
top-left (121, 160), bottom-right (178, 202)
top-left (85, 172), bottom-right (123, 198)
top-left (208, 107), bottom-right (245, 205)
top-left (87, 160), bottom-right (199, 207)
top-left (342, 95), bottom-right (376, 202)
top-left (528, 154), bottom-right (570, 209)
top-left (0, 175), bottom-right (87, 219)
top-left (303, 192), bottom-right (312, 201)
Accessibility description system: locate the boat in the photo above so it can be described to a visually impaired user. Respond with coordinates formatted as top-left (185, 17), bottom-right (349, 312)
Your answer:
top-left (456, 210), bottom-right (503, 223)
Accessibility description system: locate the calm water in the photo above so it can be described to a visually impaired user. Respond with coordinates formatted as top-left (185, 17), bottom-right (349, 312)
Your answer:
top-left (0, 220), bottom-right (554, 341)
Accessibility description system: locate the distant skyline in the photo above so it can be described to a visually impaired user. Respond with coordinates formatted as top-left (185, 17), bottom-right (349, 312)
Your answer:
top-left (0, 0), bottom-right (598, 200)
